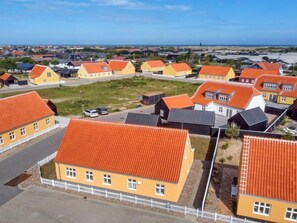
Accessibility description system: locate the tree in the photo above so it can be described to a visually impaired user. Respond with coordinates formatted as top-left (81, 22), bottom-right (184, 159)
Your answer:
top-left (50, 59), bottom-right (59, 65)
top-left (262, 56), bottom-right (270, 62)
top-left (41, 60), bottom-right (50, 66)
top-left (224, 123), bottom-right (240, 138)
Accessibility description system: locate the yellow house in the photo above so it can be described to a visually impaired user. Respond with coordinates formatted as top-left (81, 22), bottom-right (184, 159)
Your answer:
top-left (77, 62), bottom-right (112, 78)
top-left (141, 60), bottom-right (166, 73)
top-left (29, 65), bottom-right (60, 85)
top-left (0, 91), bottom-right (55, 150)
top-left (254, 74), bottom-right (297, 105)
top-left (198, 65), bottom-right (235, 81)
top-left (55, 120), bottom-right (194, 202)
top-left (237, 136), bottom-right (297, 222)
top-left (163, 63), bottom-right (192, 77)
top-left (108, 60), bottom-right (135, 75)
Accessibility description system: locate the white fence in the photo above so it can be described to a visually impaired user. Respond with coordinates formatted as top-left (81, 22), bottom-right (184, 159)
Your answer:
top-left (40, 177), bottom-right (255, 223)
top-left (0, 124), bottom-right (59, 154)
top-left (38, 151), bottom-right (57, 166)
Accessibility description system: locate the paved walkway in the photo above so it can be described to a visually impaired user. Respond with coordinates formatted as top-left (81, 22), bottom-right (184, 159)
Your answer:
top-left (0, 186), bottom-right (198, 223)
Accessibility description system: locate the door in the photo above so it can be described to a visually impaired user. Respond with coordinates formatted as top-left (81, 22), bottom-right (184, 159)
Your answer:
top-left (269, 94), bottom-right (277, 102)
top-left (226, 109), bottom-right (233, 118)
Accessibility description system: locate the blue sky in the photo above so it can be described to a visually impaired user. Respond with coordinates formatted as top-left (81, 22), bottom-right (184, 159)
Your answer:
top-left (1, 0), bottom-right (297, 45)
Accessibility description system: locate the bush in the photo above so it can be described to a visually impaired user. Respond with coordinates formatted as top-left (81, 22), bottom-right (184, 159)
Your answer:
top-left (280, 116), bottom-right (289, 126)
top-left (221, 142), bottom-right (229, 150)
top-left (281, 132), bottom-right (295, 140)
top-left (219, 158), bottom-right (226, 163)
top-left (225, 123), bottom-right (240, 138)
top-left (227, 156), bottom-right (233, 161)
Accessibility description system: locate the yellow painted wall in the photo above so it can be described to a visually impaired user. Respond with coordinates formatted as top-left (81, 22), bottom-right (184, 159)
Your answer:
top-left (141, 62), bottom-right (165, 72)
top-left (163, 65), bottom-right (192, 77)
top-left (198, 68), bottom-right (235, 81)
top-left (30, 67), bottom-right (60, 85)
top-left (112, 62), bottom-right (135, 75)
top-left (77, 65), bottom-right (112, 78)
top-left (237, 194), bottom-right (297, 222)
top-left (261, 91), bottom-right (295, 105)
top-left (55, 134), bottom-right (194, 202)
top-left (0, 115), bottom-right (55, 148)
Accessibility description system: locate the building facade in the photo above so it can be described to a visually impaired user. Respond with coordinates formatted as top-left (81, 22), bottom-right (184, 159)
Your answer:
top-left (198, 65), bottom-right (235, 82)
top-left (77, 62), bottom-right (112, 78)
top-left (141, 60), bottom-right (166, 73)
top-left (239, 68), bottom-right (279, 84)
top-left (109, 60), bottom-right (135, 75)
top-left (29, 65), bottom-right (60, 85)
top-left (163, 63), bottom-right (192, 77)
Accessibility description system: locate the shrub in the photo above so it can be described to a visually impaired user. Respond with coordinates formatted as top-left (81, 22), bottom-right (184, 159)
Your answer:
top-left (227, 156), bottom-right (233, 161)
top-left (219, 158), bottom-right (226, 163)
top-left (221, 142), bottom-right (229, 150)
top-left (280, 116), bottom-right (289, 126)
top-left (281, 132), bottom-right (295, 140)
top-left (225, 123), bottom-right (240, 138)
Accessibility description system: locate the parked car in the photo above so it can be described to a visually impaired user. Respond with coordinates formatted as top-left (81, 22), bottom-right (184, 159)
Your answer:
top-left (84, 109), bottom-right (99, 118)
top-left (96, 107), bottom-right (109, 115)
top-left (231, 177), bottom-right (238, 201)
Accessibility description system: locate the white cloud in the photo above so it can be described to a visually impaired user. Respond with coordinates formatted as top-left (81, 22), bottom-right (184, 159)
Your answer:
top-left (91, 0), bottom-right (144, 9)
top-left (164, 5), bottom-right (191, 11)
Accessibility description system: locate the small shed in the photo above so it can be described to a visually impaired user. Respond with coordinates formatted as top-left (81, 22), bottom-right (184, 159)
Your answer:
top-left (125, 113), bottom-right (162, 127)
top-left (17, 63), bottom-right (35, 72)
top-left (0, 73), bottom-right (18, 86)
top-left (288, 99), bottom-right (297, 121)
top-left (60, 68), bottom-right (78, 78)
top-left (167, 108), bottom-right (215, 135)
top-left (44, 99), bottom-right (58, 115)
top-left (141, 92), bottom-right (165, 105)
top-left (227, 107), bottom-right (268, 131)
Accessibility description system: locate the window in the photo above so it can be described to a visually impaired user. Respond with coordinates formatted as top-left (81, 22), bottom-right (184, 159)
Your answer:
top-left (285, 208), bottom-right (297, 221)
top-left (246, 79), bottom-right (249, 83)
top-left (9, 132), bottom-right (15, 141)
top-left (262, 92), bottom-right (266, 97)
top-left (33, 123), bottom-right (38, 131)
top-left (253, 202), bottom-right (271, 216)
top-left (281, 96), bottom-right (286, 102)
top-left (205, 91), bottom-right (214, 99)
top-left (0, 136), bottom-right (3, 145)
top-left (155, 184), bottom-right (165, 195)
top-left (66, 167), bottom-right (76, 178)
top-left (251, 80), bottom-right (255, 84)
top-left (85, 171), bottom-right (93, 181)
top-left (46, 118), bottom-right (50, 126)
top-left (263, 82), bottom-right (278, 89)
top-left (202, 106), bottom-right (206, 111)
top-left (47, 72), bottom-right (51, 77)
top-left (219, 107), bottom-right (223, 113)
top-left (282, 84), bottom-right (294, 92)
top-left (241, 79), bottom-right (245, 83)
top-left (128, 179), bottom-right (137, 190)
top-left (218, 94), bottom-right (229, 102)
top-left (160, 109), bottom-right (164, 117)
top-left (103, 174), bottom-right (111, 185)
top-left (20, 127), bottom-right (26, 136)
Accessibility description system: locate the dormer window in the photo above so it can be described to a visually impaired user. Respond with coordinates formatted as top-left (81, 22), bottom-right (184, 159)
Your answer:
top-left (218, 94), bottom-right (229, 102)
top-left (282, 84), bottom-right (294, 91)
top-left (205, 91), bottom-right (214, 99)
top-left (263, 82), bottom-right (278, 89)
top-left (102, 66), bottom-right (108, 71)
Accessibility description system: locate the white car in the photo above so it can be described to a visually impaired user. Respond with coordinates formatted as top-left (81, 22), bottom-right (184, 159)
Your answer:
top-left (84, 109), bottom-right (99, 118)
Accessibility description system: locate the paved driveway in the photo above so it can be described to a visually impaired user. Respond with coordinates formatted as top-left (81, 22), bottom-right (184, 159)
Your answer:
top-left (0, 187), bottom-right (198, 223)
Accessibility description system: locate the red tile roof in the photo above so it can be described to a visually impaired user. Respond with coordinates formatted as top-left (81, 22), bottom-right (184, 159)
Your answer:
top-left (191, 81), bottom-right (261, 109)
top-left (199, 65), bottom-right (232, 76)
top-left (240, 68), bottom-right (279, 79)
top-left (29, 65), bottom-right (47, 79)
top-left (146, 60), bottom-right (165, 68)
top-left (0, 73), bottom-right (12, 81)
top-left (69, 61), bottom-right (93, 67)
top-left (0, 91), bottom-right (54, 134)
top-left (169, 63), bottom-right (191, 72)
top-left (239, 136), bottom-right (297, 202)
top-left (109, 60), bottom-right (129, 71)
top-left (55, 119), bottom-right (188, 183)
top-left (83, 62), bottom-right (111, 74)
top-left (254, 75), bottom-right (297, 98)
top-left (256, 62), bottom-right (282, 71)
top-left (161, 94), bottom-right (194, 109)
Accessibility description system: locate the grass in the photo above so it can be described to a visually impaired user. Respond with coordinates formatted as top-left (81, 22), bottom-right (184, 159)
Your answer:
top-left (190, 136), bottom-right (217, 160)
top-left (40, 160), bottom-right (56, 179)
top-left (0, 77), bottom-right (199, 116)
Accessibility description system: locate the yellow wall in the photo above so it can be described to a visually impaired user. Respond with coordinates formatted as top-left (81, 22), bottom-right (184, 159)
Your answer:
top-left (198, 68), bottom-right (235, 81)
top-left (30, 67), bottom-right (60, 85)
top-left (261, 91), bottom-right (295, 105)
top-left (237, 194), bottom-right (297, 222)
top-left (55, 134), bottom-right (194, 202)
top-left (0, 115), bottom-right (55, 148)
top-left (112, 62), bottom-right (135, 75)
top-left (163, 65), bottom-right (192, 77)
top-left (77, 65), bottom-right (112, 78)
top-left (141, 62), bottom-right (165, 72)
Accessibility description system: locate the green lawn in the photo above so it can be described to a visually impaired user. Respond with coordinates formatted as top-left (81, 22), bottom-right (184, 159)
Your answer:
top-left (40, 160), bottom-right (56, 179)
top-left (190, 136), bottom-right (217, 160)
top-left (0, 77), bottom-right (199, 116)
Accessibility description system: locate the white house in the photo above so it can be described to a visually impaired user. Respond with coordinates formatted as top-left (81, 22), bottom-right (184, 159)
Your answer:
top-left (191, 81), bottom-right (265, 118)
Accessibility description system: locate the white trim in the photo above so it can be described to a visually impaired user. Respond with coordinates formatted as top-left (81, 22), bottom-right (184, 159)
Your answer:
top-left (127, 179), bottom-right (137, 190)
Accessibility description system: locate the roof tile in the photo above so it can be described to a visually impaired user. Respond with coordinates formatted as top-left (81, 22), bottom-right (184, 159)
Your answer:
top-left (199, 65), bottom-right (232, 76)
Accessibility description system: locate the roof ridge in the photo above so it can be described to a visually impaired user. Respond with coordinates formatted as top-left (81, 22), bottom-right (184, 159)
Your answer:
top-left (0, 91), bottom-right (38, 101)
top-left (244, 135), bottom-right (297, 144)
top-left (162, 94), bottom-right (189, 99)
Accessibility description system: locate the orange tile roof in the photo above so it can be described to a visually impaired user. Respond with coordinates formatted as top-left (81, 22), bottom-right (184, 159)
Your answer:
top-left (0, 73), bottom-right (12, 81)
top-left (55, 119), bottom-right (188, 183)
top-left (146, 60), bottom-right (165, 68)
top-left (256, 61), bottom-right (282, 71)
top-left (239, 136), bottom-right (297, 202)
top-left (254, 74), bottom-right (297, 98)
top-left (169, 63), bottom-right (191, 72)
top-left (29, 65), bottom-right (47, 79)
top-left (199, 65), bottom-right (232, 76)
top-left (0, 91), bottom-right (54, 134)
top-left (240, 68), bottom-right (279, 79)
top-left (109, 60), bottom-right (129, 71)
top-left (83, 62), bottom-right (111, 74)
top-left (191, 81), bottom-right (261, 109)
top-left (161, 94), bottom-right (194, 109)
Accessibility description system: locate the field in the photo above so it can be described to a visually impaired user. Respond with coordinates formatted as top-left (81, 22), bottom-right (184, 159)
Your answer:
top-left (190, 135), bottom-right (217, 160)
top-left (0, 77), bottom-right (199, 116)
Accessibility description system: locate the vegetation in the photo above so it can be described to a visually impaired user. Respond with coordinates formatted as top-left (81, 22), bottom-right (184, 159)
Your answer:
top-left (281, 132), bottom-right (295, 140)
top-left (0, 77), bottom-right (199, 116)
top-left (227, 155), bottom-right (233, 161)
top-left (221, 142), bottom-right (229, 150)
top-left (280, 116), bottom-right (289, 126)
top-left (190, 136), bottom-right (217, 160)
top-left (219, 158), bottom-right (226, 164)
top-left (40, 160), bottom-right (56, 179)
top-left (224, 123), bottom-right (240, 138)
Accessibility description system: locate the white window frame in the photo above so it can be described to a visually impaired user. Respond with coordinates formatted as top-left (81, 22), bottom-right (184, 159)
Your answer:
top-left (160, 109), bottom-right (164, 117)
top-left (20, 127), bottom-right (26, 136)
top-left (282, 84), bottom-right (294, 92)
top-left (205, 91), bottom-right (214, 99)
top-left (33, 123), bottom-right (39, 131)
top-left (128, 179), bottom-right (137, 190)
top-left (0, 136), bottom-right (4, 145)
top-left (66, 167), bottom-right (76, 178)
top-left (218, 94), bottom-right (229, 102)
top-left (85, 171), bottom-right (93, 182)
top-left (155, 184), bottom-right (165, 195)
top-left (219, 107), bottom-right (223, 113)
top-left (103, 174), bottom-right (111, 185)
top-left (263, 82), bottom-right (278, 89)
top-left (9, 132), bottom-right (15, 141)
top-left (46, 118), bottom-right (50, 126)
top-left (285, 208), bottom-right (297, 222)
top-left (253, 202), bottom-right (271, 216)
